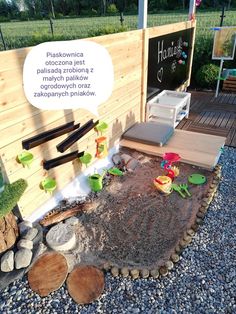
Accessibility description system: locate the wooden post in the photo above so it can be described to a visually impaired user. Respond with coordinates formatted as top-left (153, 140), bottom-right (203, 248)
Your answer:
top-left (49, 18), bottom-right (54, 36)
top-left (188, 0), bottom-right (196, 21)
top-left (138, 1), bottom-right (148, 121)
top-left (138, 0), bottom-right (148, 29)
top-left (215, 59), bottom-right (224, 98)
top-left (186, 20), bottom-right (196, 89)
top-left (220, 5), bottom-right (226, 27)
top-left (140, 28), bottom-right (149, 122)
top-left (0, 25), bottom-right (6, 50)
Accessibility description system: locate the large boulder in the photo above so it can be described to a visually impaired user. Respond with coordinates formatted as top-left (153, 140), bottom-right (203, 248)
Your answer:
top-left (0, 213), bottom-right (18, 254)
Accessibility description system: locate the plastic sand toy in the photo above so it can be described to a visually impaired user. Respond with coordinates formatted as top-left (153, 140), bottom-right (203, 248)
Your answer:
top-left (188, 174), bottom-right (206, 185)
top-left (18, 151), bottom-right (34, 167)
top-left (41, 178), bottom-right (57, 193)
top-left (153, 176), bottom-right (172, 194)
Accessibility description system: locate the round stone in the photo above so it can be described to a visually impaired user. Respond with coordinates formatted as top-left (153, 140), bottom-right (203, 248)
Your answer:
top-left (46, 223), bottom-right (76, 251)
top-left (120, 267), bottom-right (129, 277)
top-left (191, 223), bottom-right (199, 232)
top-left (202, 197), bottom-right (211, 204)
top-left (140, 269), bottom-right (149, 278)
top-left (130, 269), bottom-right (139, 279)
top-left (150, 269), bottom-right (159, 278)
top-left (159, 266), bottom-right (168, 277)
top-left (196, 217), bottom-right (203, 225)
top-left (175, 244), bottom-right (182, 253)
top-left (171, 253), bottom-right (180, 263)
top-left (199, 207), bottom-right (208, 213)
top-left (183, 235), bottom-right (192, 243)
top-left (201, 201), bottom-right (209, 208)
top-left (187, 229), bottom-right (195, 237)
top-left (111, 267), bottom-right (119, 277)
top-left (179, 239), bottom-right (188, 248)
top-left (165, 260), bottom-right (174, 270)
top-left (197, 211), bottom-right (205, 219)
top-left (102, 262), bottom-right (111, 271)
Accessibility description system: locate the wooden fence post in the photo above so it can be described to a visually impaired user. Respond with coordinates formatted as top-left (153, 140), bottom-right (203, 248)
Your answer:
top-left (0, 25), bottom-right (6, 50)
top-left (49, 18), bottom-right (54, 36)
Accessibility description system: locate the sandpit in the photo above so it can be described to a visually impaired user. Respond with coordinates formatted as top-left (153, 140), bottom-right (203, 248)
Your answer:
top-left (66, 149), bottom-right (220, 277)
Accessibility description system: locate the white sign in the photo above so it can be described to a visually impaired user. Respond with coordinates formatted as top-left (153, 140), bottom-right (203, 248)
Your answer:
top-left (23, 40), bottom-right (114, 116)
top-left (212, 26), bottom-right (236, 60)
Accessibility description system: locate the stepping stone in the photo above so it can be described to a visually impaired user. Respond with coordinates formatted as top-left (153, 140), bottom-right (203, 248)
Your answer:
top-left (28, 252), bottom-right (68, 297)
top-left (46, 223), bottom-right (76, 251)
top-left (67, 266), bottom-right (105, 304)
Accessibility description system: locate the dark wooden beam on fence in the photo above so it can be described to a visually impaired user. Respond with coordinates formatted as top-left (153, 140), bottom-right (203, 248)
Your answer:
top-left (22, 121), bottom-right (81, 150)
top-left (43, 151), bottom-right (84, 170)
top-left (56, 119), bottom-right (99, 153)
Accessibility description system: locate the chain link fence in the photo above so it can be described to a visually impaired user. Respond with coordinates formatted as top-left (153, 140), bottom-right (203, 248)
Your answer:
top-left (0, 9), bottom-right (235, 51)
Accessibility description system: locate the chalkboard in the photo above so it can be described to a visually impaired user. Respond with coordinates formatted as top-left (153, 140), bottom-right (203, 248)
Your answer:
top-left (147, 28), bottom-right (194, 100)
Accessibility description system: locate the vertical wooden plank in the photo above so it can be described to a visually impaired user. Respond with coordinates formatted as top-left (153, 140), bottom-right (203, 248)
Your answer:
top-left (140, 28), bottom-right (149, 122)
top-left (186, 20), bottom-right (196, 88)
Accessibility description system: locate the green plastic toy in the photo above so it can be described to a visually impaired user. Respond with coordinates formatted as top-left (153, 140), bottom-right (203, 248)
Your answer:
top-left (79, 153), bottom-right (92, 167)
top-left (18, 151), bottom-right (34, 168)
top-left (179, 183), bottom-right (191, 197)
top-left (95, 121), bottom-right (108, 135)
top-left (188, 174), bottom-right (206, 185)
top-left (108, 167), bottom-right (123, 176)
top-left (41, 178), bottom-right (57, 193)
top-left (171, 184), bottom-right (186, 198)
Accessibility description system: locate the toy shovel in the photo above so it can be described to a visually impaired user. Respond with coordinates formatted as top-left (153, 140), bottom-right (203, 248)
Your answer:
top-left (171, 184), bottom-right (186, 198)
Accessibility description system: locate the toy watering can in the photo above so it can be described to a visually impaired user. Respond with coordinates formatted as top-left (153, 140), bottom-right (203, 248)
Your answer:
top-left (88, 170), bottom-right (106, 192)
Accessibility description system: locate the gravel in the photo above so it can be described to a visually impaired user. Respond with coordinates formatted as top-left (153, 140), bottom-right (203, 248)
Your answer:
top-left (0, 146), bottom-right (235, 314)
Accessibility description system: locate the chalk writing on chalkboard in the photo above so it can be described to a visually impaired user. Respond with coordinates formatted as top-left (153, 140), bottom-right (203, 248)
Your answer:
top-left (147, 28), bottom-right (194, 100)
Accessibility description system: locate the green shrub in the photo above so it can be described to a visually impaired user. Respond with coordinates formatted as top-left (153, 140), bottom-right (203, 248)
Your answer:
top-left (55, 13), bottom-right (64, 19)
top-left (192, 34), bottom-right (213, 78)
top-left (195, 64), bottom-right (220, 89)
top-left (19, 11), bottom-right (29, 21)
top-left (107, 4), bottom-right (118, 14)
top-left (30, 31), bottom-right (73, 46)
top-left (88, 25), bottom-right (129, 37)
top-left (0, 16), bottom-right (10, 23)
top-left (0, 179), bottom-right (28, 219)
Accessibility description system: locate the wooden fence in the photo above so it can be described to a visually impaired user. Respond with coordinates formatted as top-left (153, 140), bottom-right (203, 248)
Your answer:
top-left (0, 20), bottom-right (195, 219)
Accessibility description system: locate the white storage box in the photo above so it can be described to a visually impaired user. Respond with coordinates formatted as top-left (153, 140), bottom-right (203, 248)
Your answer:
top-left (146, 90), bottom-right (191, 128)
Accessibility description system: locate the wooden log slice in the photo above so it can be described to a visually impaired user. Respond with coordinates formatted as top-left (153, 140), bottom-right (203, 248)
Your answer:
top-left (66, 266), bottom-right (105, 304)
top-left (28, 252), bottom-right (68, 297)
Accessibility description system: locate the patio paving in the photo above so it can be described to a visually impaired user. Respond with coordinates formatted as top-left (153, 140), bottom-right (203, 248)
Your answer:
top-left (177, 91), bottom-right (236, 147)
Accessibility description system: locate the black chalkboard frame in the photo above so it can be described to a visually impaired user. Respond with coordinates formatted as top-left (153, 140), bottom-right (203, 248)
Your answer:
top-left (146, 27), bottom-right (194, 100)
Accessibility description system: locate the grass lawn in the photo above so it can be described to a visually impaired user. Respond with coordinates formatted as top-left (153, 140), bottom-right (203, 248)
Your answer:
top-left (0, 10), bottom-right (235, 51)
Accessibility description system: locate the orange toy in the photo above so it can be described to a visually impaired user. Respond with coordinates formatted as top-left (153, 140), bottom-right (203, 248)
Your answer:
top-left (95, 136), bottom-right (108, 159)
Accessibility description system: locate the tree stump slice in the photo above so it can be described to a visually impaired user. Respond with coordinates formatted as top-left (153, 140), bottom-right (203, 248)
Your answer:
top-left (66, 266), bottom-right (105, 304)
top-left (28, 252), bottom-right (68, 297)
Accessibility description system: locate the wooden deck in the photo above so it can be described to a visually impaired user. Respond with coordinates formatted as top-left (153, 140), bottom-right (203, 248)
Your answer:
top-left (177, 91), bottom-right (236, 148)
